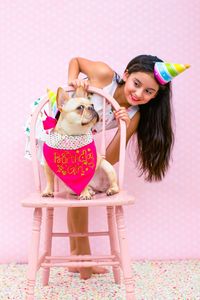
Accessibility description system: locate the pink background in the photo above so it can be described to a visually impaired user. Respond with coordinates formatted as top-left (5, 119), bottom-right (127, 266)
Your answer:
top-left (0, 0), bottom-right (200, 263)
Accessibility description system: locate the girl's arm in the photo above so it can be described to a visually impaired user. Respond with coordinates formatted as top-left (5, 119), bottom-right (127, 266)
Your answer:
top-left (68, 57), bottom-right (114, 87)
top-left (106, 111), bottom-right (140, 165)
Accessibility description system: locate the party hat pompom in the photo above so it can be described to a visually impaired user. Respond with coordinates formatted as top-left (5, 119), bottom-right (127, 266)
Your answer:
top-left (47, 88), bottom-right (57, 117)
top-left (154, 62), bottom-right (190, 85)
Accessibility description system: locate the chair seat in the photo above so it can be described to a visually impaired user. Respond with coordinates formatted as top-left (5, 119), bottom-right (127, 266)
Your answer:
top-left (21, 190), bottom-right (135, 208)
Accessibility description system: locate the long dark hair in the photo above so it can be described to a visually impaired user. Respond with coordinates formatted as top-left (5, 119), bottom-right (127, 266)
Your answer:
top-left (119, 55), bottom-right (174, 181)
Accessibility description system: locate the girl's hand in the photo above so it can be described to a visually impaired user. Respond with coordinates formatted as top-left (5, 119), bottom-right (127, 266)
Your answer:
top-left (114, 107), bottom-right (131, 128)
top-left (68, 79), bottom-right (89, 90)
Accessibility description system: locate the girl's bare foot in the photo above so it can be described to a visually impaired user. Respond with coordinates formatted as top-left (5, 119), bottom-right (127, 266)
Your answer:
top-left (80, 267), bottom-right (92, 280)
top-left (90, 266), bottom-right (109, 274)
top-left (68, 266), bottom-right (109, 276)
top-left (67, 267), bottom-right (79, 273)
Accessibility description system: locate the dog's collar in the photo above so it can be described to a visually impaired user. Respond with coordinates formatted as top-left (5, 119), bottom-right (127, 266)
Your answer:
top-left (45, 131), bottom-right (94, 150)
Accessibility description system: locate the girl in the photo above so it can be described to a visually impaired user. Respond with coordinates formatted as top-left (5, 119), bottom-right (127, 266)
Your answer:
top-left (25, 54), bottom-right (188, 280)
top-left (66, 55), bottom-right (174, 280)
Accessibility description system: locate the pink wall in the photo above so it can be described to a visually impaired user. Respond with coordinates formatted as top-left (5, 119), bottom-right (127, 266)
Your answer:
top-left (0, 0), bottom-right (200, 263)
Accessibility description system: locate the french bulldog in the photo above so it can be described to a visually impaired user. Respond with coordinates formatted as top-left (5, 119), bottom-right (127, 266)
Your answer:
top-left (42, 87), bottom-right (119, 200)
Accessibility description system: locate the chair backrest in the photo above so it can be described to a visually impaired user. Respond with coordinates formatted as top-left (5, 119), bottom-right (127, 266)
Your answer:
top-left (30, 86), bottom-right (126, 193)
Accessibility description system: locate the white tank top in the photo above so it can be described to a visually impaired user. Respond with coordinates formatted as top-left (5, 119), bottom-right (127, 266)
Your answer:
top-left (90, 73), bottom-right (139, 134)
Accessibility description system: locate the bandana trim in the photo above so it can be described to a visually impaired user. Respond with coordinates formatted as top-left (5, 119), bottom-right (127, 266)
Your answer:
top-left (45, 131), bottom-right (93, 150)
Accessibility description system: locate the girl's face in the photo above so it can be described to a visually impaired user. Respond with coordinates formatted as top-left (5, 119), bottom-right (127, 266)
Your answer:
top-left (123, 71), bottom-right (159, 106)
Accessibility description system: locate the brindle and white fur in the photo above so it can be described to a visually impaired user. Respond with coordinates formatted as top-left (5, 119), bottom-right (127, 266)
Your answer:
top-left (42, 87), bottom-right (119, 199)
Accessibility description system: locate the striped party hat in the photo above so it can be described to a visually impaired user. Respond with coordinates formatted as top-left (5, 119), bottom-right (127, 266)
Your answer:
top-left (154, 62), bottom-right (190, 85)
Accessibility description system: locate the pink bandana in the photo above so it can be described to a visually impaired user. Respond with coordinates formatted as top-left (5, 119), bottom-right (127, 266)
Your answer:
top-left (43, 138), bottom-right (97, 195)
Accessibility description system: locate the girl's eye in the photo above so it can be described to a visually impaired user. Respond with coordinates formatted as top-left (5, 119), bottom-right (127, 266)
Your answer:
top-left (146, 90), bottom-right (153, 95)
top-left (77, 105), bottom-right (85, 110)
top-left (134, 81), bottom-right (139, 87)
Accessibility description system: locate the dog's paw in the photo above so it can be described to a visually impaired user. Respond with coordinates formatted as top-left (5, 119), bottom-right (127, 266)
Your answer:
top-left (79, 189), bottom-right (93, 200)
top-left (106, 185), bottom-right (119, 196)
top-left (78, 186), bottom-right (96, 200)
top-left (88, 186), bottom-right (96, 196)
top-left (42, 193), bottom-right (54, 197)
top-left (42, 187), bottom-right (54, 197)
top-left (42, 192), bottom-right (54, 197)
top-left (78, 194), bottom-right (92, 200)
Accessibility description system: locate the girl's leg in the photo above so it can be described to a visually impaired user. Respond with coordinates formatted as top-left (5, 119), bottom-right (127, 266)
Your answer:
top-left (67, 208), bottom-right (78, 253)
top-left (67, 208), bottom-right (80, 273)
top-left (67, 207), bottom-right (108, 279)
top-left (67, 207), bottom-right (92, 279)
top-left (67, 207), bottom-right (91, 254)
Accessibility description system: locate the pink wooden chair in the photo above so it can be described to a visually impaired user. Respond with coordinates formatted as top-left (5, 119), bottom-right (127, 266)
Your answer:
top-left (22, 86), bottom-right (135, 300)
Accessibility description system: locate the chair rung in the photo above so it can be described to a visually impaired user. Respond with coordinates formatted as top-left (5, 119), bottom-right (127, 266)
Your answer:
top-left (45, 254), bottom-right (115, 261)
top-left (41, 261), bottom-right (119, 268)
top-left (52, 231), bottom-right (109, 237)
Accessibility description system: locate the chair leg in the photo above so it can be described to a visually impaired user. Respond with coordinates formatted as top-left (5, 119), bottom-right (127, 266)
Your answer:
top-left (106, 206), bottom-right (121, 284)
top-left (26, 208), bottom-right (42, 300)
top-left (115, 206), bottom-right (135, 300)
top-left (42, 207), bottom-right (54, 286)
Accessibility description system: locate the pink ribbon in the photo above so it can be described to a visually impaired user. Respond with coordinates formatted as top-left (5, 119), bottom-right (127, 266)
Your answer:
top-left (42, 111), bottom-right (57, 130)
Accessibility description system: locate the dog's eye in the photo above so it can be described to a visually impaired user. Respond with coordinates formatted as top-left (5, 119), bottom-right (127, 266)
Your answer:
top-left (77, 105), bottom-right (85, 110)
top-left (88, 104), bottom-right (95, 111)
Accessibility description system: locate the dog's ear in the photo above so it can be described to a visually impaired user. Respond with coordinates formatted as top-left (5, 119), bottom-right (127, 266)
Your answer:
top-left (75, 86), bottom-right (88, 98)
top-left (56, 87), bottom-right (70, 111)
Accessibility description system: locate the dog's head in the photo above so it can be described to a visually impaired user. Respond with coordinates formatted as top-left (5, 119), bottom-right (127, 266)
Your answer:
top-left (55, 87), bottom-right (99, 135)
